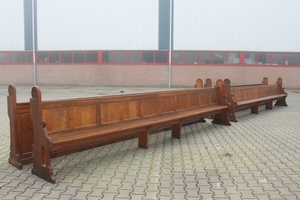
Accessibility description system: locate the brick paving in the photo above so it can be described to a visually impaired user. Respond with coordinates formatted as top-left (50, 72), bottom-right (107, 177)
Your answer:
top-left (0, 85), bottom-right (299, 200)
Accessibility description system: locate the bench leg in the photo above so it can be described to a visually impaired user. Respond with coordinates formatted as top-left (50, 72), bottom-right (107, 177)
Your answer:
top-left (32, 145), bottom-right (56, 184)
top-left (212, 110), bottom-right (231, 126)
top-left (199, 118), bottom-right (206, 123)
top-left (275, 98), bottom-right (288, 106)
top-left (172, 122), bottom-right (182, 139)
top-left (265, 101), bottom-right (273, 110)
top-left (251, 104), bottom-right (259, 114)
top-left (138, 130), bottom-right (149, 149)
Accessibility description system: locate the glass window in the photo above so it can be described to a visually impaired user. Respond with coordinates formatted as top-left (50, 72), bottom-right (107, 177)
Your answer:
top-left (116, 52), bottom-right (127, 63)
top-left (49, 52), bottom-right (60, 63)
top-left (272, 53), bottom-right (284, 65)
top-left (62, 52), bottom-right (72, 63)
top-left (22, 52), bottom-right (32, 63)
top-left (156, 51), bottom-right (168, 63)
top-left (0, 52), bottom-right (9, 63)
top-left (200, 52), bottom-right (212, 64)
top-left (228, 52), bottom-right (240, 64)
top-left (74, 52), bottom-right (85, 63)
top-left (172, 52), bottom-right (184, 64)
top-left (214, 52), bottom-right (226, 64)
top-left (11, 52), bottom-right (21, 63)
top-left (258, 53), bottom-right (270, 65)
top-left (186, 52), bottom-right (198, 64)
top-left (129, 52), bottom-right (140, 63)
top-left (286, 54), bottom-right (298, 65)
top-left (142, 51), bottom-right (154, 63)
top-left (102, 51), bottom-right (114, 63)
top-left (86, 51), bottom-right (98, 63)
top-left (37, 52), bottom-right (48, 63)
top-left (245, 53), bottom-right (257, 64)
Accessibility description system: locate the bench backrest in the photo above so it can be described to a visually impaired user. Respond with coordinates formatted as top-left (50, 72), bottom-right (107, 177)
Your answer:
top-left (224, 77), bottom-right (284, 101)
top-left (30, 84), bottom-right (224, 134)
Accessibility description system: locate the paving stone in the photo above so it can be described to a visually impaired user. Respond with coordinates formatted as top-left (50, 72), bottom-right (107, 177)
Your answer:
top-left (0, 87), bottom-right (300, 199)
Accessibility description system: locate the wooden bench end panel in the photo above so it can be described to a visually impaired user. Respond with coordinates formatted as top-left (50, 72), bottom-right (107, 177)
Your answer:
top-left (32, 120), bottom-right (56, 184)
top-left (8, 84), bottom-right (34, 168)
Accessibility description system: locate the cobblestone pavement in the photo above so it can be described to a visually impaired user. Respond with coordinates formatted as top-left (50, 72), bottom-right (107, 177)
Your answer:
top-left (0, 85), bottom-right (300, 200)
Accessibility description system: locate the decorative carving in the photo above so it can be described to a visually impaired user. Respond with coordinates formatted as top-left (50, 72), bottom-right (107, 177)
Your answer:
top-left (40, 120), bottom-right (47, 128)
top-left (31, 87), bottom-right (38, 100)
top-left (8, 85), bottom-right (14, 96)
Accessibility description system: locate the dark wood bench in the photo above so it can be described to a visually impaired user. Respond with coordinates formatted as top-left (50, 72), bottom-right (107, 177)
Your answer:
top-left (29, 80), bottom-right (231, 183)
top-left (7, 80), bottom-right (221, 169)
top-left (7, 84), bottom-right (33, 169)
top-left (195, 78), bottom-right (287, 122)
top-left (224, 77), bottom-right (287, 122)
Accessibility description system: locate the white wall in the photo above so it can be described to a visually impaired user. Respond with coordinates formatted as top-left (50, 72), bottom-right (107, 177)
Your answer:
top-left (37, 0), bottom-right (159, 50)
top-left (0, 0), bottom-right (24, 50)
top-left (174, 0), bottom-right (300, 52)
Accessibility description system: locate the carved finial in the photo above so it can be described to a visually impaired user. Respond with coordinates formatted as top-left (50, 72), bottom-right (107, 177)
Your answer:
top-left (216, 79), bottom-right (223, 87)
top-left (205, 78), bottom-right (212, 87)
top-left (8, 84), bottom-right (15, 96)
top-left (262, 77), bottom-right (268, 84)
top-left (224, 79), bottom-right (231, 85)
top-left (276, 77), bottom-right (283, 85)
top-left (195, 79), bottom-right (203, 88)
top-left (31, 87), bottom-right (39, 100)
top-left (40, 120), bottom-right (47, 128)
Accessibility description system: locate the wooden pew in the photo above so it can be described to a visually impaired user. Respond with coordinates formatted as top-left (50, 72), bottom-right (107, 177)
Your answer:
top-left (195, 78), bottom-right (288, 122)
top-left (6, 80), bottom-right (213, 169)
top-left (29, 80), bottom-right (231, 183)
top-left (224, 77), bottom-right (287, 122)
top-left (7, 84), bottom-right (33, 169)
top-left (7, 80), bottom-right (213, 169)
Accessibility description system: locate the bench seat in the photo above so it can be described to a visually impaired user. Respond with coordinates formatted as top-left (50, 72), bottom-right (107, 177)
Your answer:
top-left (49, 104), bottom-right (228, 152)
top-left (236, 93), bottom-right (287, 107)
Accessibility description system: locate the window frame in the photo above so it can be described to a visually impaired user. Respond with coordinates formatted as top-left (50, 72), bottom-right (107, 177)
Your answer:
top-left (1, 50), bottom-right (299, 67)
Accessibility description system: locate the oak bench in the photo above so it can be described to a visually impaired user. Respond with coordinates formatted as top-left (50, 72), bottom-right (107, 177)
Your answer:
top-left (28, 80), bottom-right (231, 183)
top-left (7, 81), bottom-right (221, 170)
top-left (195, 77), bottom-right (288, 122)
top-left (224, 77), bottom-right (287, 122)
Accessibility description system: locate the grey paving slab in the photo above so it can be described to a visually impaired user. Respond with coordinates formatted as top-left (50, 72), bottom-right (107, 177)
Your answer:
top-left (0, 85), bottom-right (300, 199)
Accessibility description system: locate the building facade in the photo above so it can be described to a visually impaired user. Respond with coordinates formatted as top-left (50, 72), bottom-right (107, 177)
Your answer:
top-left (1, 0), bottom-right (300, 88)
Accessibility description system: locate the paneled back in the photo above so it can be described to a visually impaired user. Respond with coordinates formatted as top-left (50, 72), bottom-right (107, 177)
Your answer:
top-left (39, 87), bottom-right (220, 132)
top-left (230, 84), bottom-right (280, 101)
